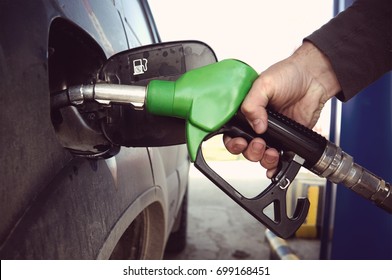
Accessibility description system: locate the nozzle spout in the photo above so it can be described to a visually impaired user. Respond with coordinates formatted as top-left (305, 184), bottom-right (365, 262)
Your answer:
top-left (92, 84), bottom-right (146, 107)
top-left (312, 141), bottom-right (392, 213)
top-left (51, 84), bottom-right (147, 109)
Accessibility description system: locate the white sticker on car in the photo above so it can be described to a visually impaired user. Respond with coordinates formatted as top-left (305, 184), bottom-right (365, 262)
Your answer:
top-left (133, 58), bottom-right (148, 75)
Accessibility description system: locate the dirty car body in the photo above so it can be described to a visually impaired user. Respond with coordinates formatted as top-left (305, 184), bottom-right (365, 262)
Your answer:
top-left (0, 0), bottom-right (189, 259)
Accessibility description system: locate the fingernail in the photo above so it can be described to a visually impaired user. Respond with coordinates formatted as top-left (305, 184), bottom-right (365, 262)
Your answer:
top-left (264, 154), bottom-right (278, 164)
top-left (232, 143), bottom-right (245, 153)
top-left (251, 142), bottom-right (264, 154)
top-left (252, 119), bottom-right (265, 134)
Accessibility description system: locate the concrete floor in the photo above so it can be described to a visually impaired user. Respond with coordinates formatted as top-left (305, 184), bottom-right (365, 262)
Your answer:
top-left (165, 161), bottom-right (321, 260)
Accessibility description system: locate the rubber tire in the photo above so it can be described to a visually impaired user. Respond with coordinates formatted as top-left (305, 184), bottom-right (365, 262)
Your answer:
top-left (165, 189), bottom-right (188, 253)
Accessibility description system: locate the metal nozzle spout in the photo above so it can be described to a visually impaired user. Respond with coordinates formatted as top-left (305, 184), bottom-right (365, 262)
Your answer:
top-left (92, 84), bottom-right (146, 107)
top-left (51, 84), bottom-right (147, 109)
top-left (312, 141), bottom-right (392, 213)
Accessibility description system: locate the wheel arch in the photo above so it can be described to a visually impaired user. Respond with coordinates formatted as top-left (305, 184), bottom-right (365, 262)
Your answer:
top-left (97, 186), bottom-right (167, 259)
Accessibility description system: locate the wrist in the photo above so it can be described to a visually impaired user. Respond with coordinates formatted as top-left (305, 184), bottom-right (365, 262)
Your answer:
top-left (292, 41), bottom-right (341, 100)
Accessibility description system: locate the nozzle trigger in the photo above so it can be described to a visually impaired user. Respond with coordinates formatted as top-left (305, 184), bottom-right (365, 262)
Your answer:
top-left (194, 126), bottom-right (310, 238)
top-left (194, 147), bottom-right (309, 238)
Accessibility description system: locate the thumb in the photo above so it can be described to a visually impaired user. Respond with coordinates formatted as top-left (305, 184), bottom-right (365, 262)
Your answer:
top-left (241, 78), bottom-right (270, 134)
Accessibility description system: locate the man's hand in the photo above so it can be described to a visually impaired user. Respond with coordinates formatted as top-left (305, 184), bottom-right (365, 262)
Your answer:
top-left (224, 41), bottom-right (341, 178)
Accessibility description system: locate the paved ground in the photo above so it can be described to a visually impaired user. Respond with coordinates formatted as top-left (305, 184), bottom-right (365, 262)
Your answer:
top-left (165, 161), bottom-right (321, 260)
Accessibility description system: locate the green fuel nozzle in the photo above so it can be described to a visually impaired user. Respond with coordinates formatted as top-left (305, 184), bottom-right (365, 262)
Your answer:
top-left (146, 59), bottom-right (258, 162)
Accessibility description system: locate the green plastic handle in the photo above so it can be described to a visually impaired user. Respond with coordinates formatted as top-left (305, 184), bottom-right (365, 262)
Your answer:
top-left (146, 59), bottom-right (258, 162)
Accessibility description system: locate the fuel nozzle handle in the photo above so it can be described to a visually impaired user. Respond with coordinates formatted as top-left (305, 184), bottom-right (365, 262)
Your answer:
top-left (227, 109), bottom-right (392, 213)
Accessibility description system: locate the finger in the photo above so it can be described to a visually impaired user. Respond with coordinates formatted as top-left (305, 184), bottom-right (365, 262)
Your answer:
top-left (223, 136), bottom-right (248, 155)
top-left (242, 138), bottom-right (267, 162)
top-left (266, 168), bottom-right (278, 179)
top-left (260, 148), bottom-right (280, 170)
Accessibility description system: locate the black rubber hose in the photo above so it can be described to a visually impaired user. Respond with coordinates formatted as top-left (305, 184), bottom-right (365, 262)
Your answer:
top-left (50, 89), bottom-right (70, 110)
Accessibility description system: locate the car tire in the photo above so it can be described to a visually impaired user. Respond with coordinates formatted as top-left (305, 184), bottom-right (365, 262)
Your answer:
top-left (165, 188), bottom-right (188, 254)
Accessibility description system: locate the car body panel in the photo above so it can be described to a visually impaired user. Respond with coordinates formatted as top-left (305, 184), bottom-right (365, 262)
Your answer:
top-left (0, 0), bottom-right (189, 259)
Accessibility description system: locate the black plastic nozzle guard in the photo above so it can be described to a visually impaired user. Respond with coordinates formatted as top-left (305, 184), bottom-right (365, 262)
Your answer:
top-left (194, 135), bottom-right (310, 239)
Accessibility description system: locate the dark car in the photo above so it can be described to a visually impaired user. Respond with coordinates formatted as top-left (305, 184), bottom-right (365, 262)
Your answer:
top-left (0, 0), bottom-right (192, 259)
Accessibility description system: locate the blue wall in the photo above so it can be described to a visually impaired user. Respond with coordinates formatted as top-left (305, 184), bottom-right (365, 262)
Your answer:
top-left (331, 73), bottom-right (392, 259)
top-left (321, 0), bottom-right (392, 260)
